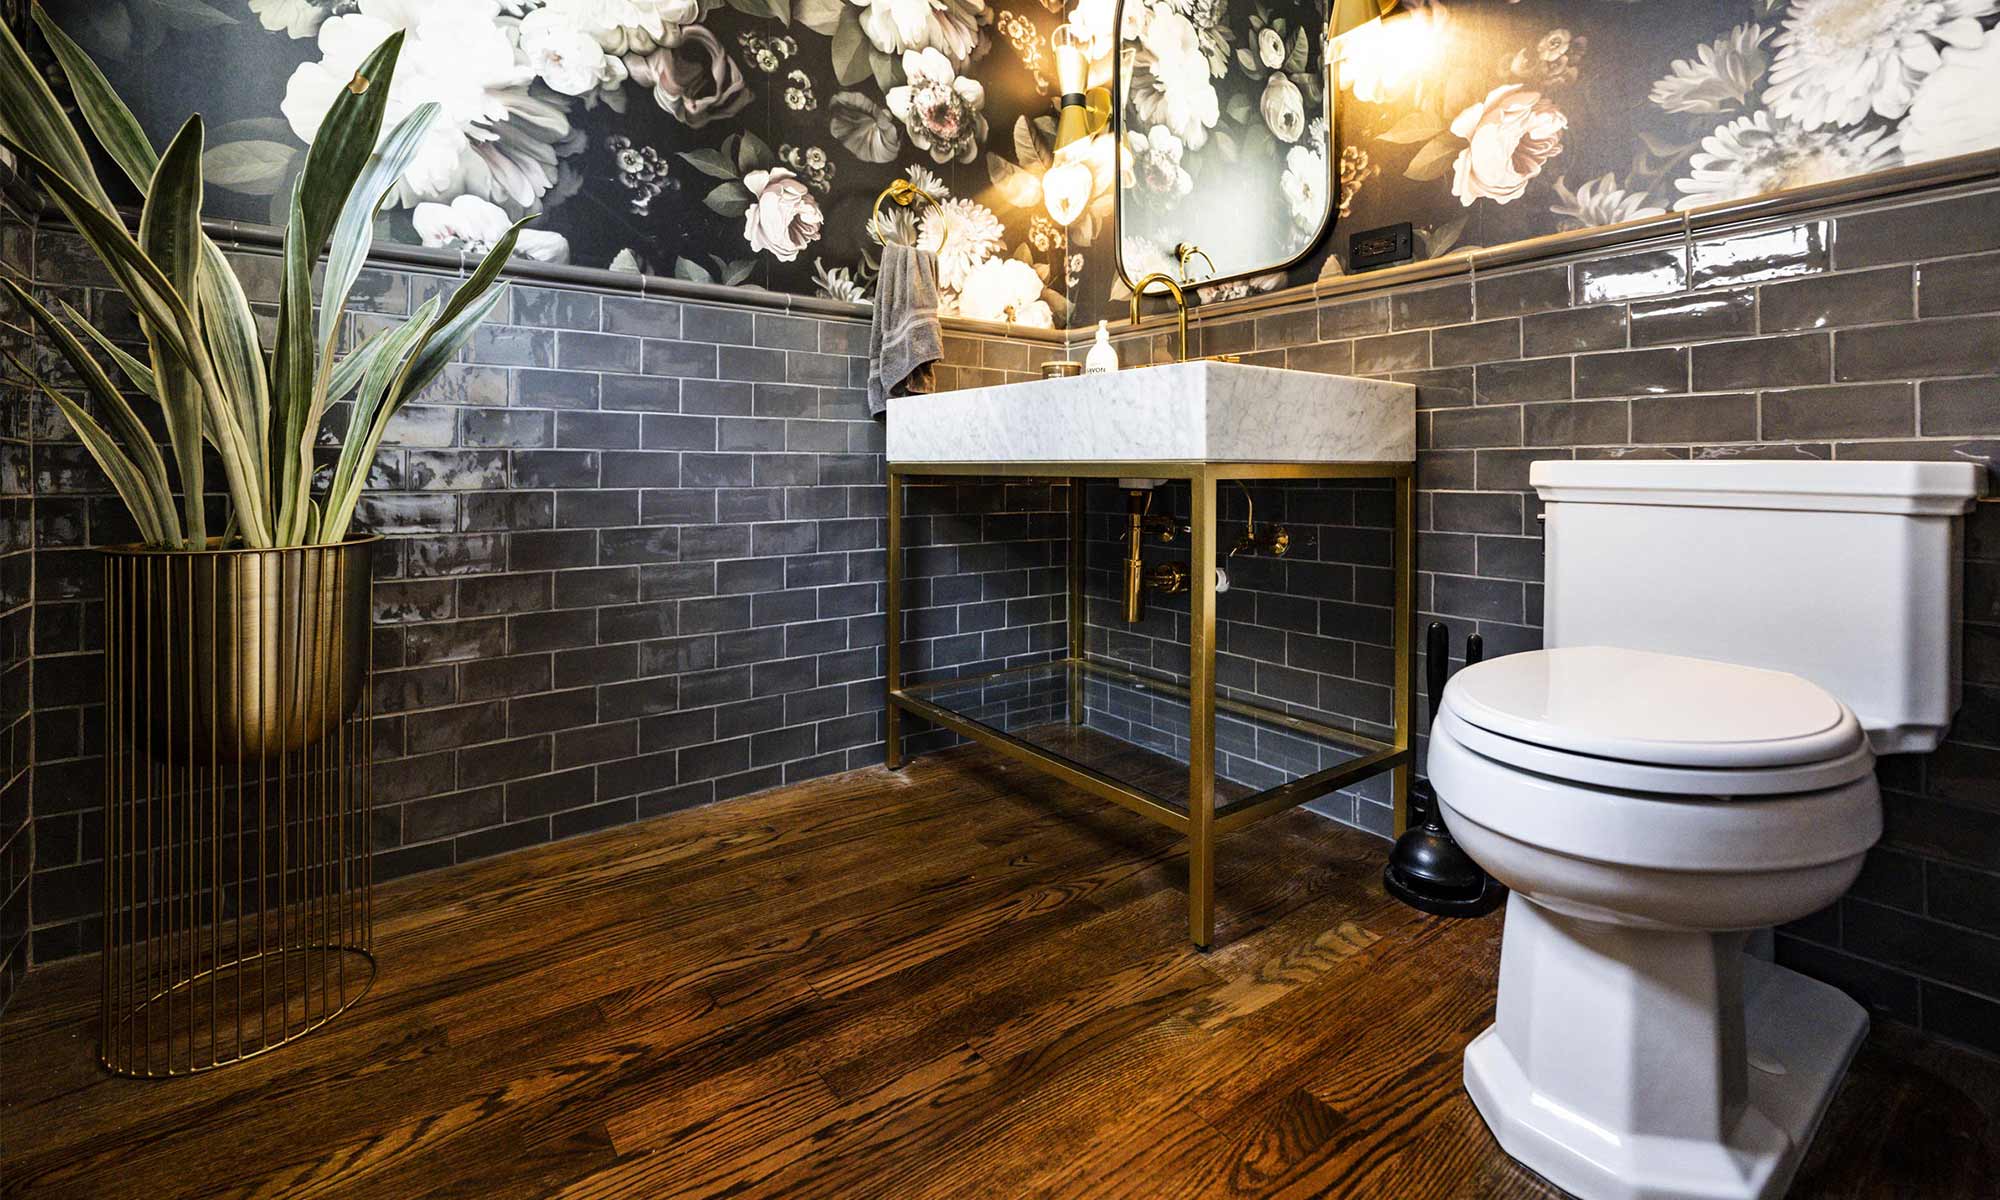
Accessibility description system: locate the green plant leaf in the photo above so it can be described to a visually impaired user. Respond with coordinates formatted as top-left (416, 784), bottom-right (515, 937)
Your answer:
top-left (323, 299), bottom-right (436, 541)
top-left (139, 114), bottom-right (211, 546)
top-left (0, 11), bottom-right (115, 210)
top-left (14, 360), bottom-right (170, 547)
top-left (320, 102), bottom-right (438, 350)
top-left (3, 281), bottom-right (177, 544)
top-left (28, 4), bottom-right (154, 194)
top-left (201, 139), bottom-right (296, 193)
top-left (58, 299), bottom-right (157, 398)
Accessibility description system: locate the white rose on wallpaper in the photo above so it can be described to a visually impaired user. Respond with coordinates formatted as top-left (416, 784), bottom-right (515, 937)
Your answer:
top-left (1260, 73), bottom-right (1305, 143)
top-left (1255, 26), bottom-right (1285, 71)
top-left (1122, 126), bottom-right (1192, 199)
top-left (740, 167), bottom-right (824, 262)
top-left (413, 194), bottom-right (573, 261)
top-left (1673, 110), bottom-right (1898, 210)
top-left (520, 4), bottom-right (624, 96)
top-left (886, 48), bottom-right (988, 164)
top-left (957, 257), bottom-right (1053, 328)
top-left (282, 0), bottom-right (573, 213)
top-left (849, 0), bottom-right (987, 68)
top-left (1126, 7), bottom-right (1219, 149)
top-left (1550, 173), bottom-right (1664, 229)
top-left (1280, 142), bottom-right (1325, 232)
top-left (1649, 22), bottom-right (1769, 115)
top-left (250, 0), bottom-right (330, 38)
top-left (1447, 84), bottom-right (1566, 207)
top-left (1764, 0), bottom-right (1996, 129)
top-left (1900, 29), bottom-right (2000, 164)
top-left (924, 197), bottom-right (1006, 290)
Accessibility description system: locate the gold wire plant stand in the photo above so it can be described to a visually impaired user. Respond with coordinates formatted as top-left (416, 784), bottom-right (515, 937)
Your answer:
top-left (98, 538), bottom-right (378, 1077)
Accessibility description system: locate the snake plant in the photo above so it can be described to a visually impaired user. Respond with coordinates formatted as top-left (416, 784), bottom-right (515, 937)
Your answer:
top-left (0, 5), bottom-right (525, 549)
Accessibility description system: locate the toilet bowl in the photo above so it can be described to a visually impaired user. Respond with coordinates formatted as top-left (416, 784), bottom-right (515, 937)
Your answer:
top-left (1431, 645), bottom-right (1881, 1200)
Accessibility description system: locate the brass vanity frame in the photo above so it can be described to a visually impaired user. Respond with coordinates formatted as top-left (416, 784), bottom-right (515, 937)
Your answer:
top-left (885, 459), bottom-right (1416, 948)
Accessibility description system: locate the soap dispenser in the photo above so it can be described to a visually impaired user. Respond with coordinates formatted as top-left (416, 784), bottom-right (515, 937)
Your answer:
top-left (1084, 320), bottom-right (1118, 374)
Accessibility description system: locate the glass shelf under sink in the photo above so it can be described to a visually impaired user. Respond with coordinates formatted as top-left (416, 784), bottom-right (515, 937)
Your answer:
top-left (893, 658), bottom-right (1396, 831)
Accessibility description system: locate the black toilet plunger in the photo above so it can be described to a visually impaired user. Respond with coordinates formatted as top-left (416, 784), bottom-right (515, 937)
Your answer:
top-left (1383, 621), bottom-right (1505, 917)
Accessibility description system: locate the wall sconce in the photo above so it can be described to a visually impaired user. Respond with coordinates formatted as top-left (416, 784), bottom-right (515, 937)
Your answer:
top-left (1328, 0), bottom-right (1401, 43)
top-left (1050, 23), bottom-right (1111, 153)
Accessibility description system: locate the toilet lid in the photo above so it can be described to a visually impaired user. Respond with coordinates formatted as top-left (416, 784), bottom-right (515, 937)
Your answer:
top-left (1442, 646), bottom-right (1866, 770)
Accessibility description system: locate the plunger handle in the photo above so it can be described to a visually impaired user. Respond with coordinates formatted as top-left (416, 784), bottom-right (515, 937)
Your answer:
top-left (1425, 621), bottom-right (1449, 728)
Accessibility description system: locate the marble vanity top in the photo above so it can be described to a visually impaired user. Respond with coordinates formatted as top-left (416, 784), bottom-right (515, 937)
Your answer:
top-left (886, 360), bottom-right (1415, 464)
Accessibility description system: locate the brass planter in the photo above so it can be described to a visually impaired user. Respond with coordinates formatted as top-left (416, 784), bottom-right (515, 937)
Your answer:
top-left (100, 538), bottom-right (377, 1076)
top-left (107, 537), bottom-right (375, 762)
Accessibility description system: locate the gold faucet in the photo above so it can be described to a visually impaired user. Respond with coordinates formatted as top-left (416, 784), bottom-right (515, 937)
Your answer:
top-left (1128, 272), bottom-right (1190, 363)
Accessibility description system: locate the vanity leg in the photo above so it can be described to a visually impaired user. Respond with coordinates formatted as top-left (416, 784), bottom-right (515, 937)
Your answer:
top-left (1391, 468), bottom-right (1417, 833)
top-left (885, 467), bottom-right (904, 771)
top-left (1188, 469), bottom-right (1217, 949)
top-left (1068, 476), bottom-right (1085, 725)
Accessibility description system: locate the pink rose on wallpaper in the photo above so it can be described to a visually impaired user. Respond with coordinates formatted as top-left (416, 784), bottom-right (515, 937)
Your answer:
top-left (1448, 84), bottom-right (1567, 207)
top-left (742, 167), bottom-right (824, 262)
top-left (633, 27), bottom-right (751, 129)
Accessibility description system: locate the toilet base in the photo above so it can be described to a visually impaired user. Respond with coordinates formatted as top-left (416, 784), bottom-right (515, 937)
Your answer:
top-left (1465, 920), bottom-right (1867, 1199)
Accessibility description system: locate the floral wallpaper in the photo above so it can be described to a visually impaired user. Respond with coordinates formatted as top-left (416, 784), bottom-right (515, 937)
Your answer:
top-left (37, 1), bottom-right (2000, 330)
top-left (1076, 0), bottom-right (2000, 316)
top-left (47, 0), bottom-right (1114, 328)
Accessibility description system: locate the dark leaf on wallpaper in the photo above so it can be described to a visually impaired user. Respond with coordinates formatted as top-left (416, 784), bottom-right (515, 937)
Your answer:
top-left (1013, 118), bottom-right (1049, 172)
top-left (703, 181), bottom-right (754, 218)
top-left (1213, 129), bottom-right (1239, 163)
top-left (1638, 132), bottom-right (1691, 157)
top-left (725, 0), bottom-right (793, 24)
top-left (1287, 27), bottom-right (1310, 74)
top-left (1226, 92), bottom-right (1252, 124)
top-left (144, 0), bottom-right (237, 32)
top-left (1422, 213), bottom-right (1468, 258)
top-left (680, 148), bottom-right (741, 182)
top-left (1043, 287), bottom-right (1071, 324)
top-left (797, 0), bottom-right (845, 35)
top-left (1236, 48), bottom-right (1260, 75)
top-left (1034, 115), bottom-right (1056, 139)
top-left (871, 48), bottom-right (897, 92)
top-left (1378, 110), bottom-right (1444, 145)
top-left (1406, 133), bottom-right (1459, 183)
top-left (201, 140), bottom-right (294, 194)
top-left (719, 259), bottom-right (756, 286)
top-left (736, 131), bottom-right (774, 173)
top-left (70, 3), bottom-right (138, 59)
top-left (674, 257), bottom-right (715, 284)
top-left (210, 117), bottom-right (294, 143)
top-left (831, 12), bottom-right (871, 85)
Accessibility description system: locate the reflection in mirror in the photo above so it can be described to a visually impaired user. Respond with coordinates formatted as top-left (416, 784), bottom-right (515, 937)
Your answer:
top-left (1114, 0), bottom-right (1332, 288)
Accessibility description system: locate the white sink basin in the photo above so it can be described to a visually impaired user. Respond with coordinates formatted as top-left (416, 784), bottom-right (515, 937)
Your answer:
top-left (886, 360), bottom-right (1415, 464)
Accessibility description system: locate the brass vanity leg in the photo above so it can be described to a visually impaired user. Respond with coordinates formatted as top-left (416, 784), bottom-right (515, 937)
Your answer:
top-left (1188, 468), bottom-right (1217, 949)
top-left (1391, 468), bottom-right (1417, 833)
top-left (1068, 476), bottom-right (1085, 725)
top-left (885, 466), bottom-right (904, 770)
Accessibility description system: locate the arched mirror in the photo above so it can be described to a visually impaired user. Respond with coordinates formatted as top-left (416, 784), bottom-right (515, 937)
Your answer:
top-left (1113, 0), bottom-right (1336, 289)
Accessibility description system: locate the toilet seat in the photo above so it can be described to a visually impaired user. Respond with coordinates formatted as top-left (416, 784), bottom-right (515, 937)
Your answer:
top-left (1431, 646), bottom-right (1880, 875)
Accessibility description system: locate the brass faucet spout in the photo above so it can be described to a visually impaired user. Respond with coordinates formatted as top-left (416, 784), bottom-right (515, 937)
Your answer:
top-left (1128, 272), bottom-right (1190, 363)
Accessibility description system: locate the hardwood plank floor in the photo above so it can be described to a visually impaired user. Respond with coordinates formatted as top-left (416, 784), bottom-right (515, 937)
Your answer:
top-left (3, 743), bottom-right (1996, 1199)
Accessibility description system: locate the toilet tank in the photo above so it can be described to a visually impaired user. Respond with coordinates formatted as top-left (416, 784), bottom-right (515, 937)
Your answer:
top-left (1532, 460), bottom-right (1986, 755)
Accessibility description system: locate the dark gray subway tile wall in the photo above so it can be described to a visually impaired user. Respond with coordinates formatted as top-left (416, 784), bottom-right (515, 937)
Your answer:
top-left (1105, 178), bottom-right (2000, 1057)
top-left (0, 178), bottom-right (34, 1017)
top-left (12, 232), bottom-right (1054, 967)
top-left (7, 169), bottom-right (1999, 1062)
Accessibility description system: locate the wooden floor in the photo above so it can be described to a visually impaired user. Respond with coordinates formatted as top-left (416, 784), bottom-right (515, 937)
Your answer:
top-left (4, 744), bottom-right (1996, 1199)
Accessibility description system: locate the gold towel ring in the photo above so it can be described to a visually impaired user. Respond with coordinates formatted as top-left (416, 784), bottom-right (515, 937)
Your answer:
top-left (870, 178), bottom-right (949, 251)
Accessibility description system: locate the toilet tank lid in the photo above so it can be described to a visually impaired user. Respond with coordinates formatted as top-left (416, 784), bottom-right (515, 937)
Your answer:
top-left (1530, 459), bottom-right (1984, 516)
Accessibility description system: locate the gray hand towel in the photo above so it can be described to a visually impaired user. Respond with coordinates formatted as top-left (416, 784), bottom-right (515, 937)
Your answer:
top-left (867, 241), bottom-right (944, 417)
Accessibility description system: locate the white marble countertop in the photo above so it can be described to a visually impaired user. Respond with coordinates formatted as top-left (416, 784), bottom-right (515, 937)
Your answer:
top-left (886, 361), bottom-right (1415, 464)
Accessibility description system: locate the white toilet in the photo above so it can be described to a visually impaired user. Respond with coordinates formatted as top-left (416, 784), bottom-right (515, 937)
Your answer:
top-left (1429, 460), bottom-right (1986, 1200)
